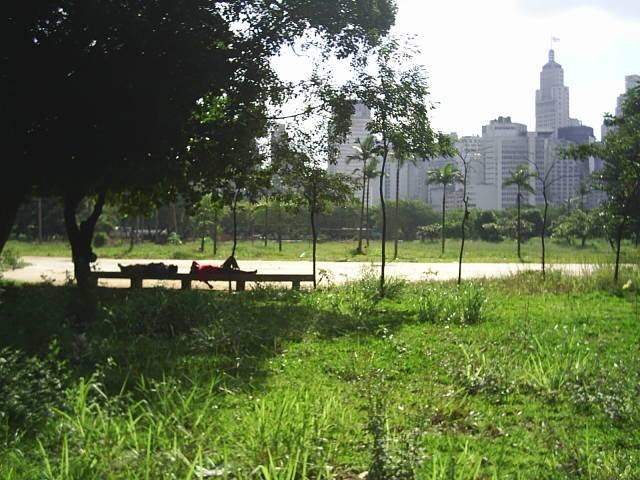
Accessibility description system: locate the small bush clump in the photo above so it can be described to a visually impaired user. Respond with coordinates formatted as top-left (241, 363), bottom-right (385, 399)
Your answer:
top-left (0, 248), bottom-right (22, 271)
top-left (93, 232), bottom-right (108, 248)
top-left (416, 283), bottom-right (487, 324)
top-left (0, 344), bottom-right (68, 434)
top-left (167, 232), bottom-right (182, 245)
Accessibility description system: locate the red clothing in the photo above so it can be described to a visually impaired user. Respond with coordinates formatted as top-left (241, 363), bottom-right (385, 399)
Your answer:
top-left (194, 264), bottom-right (223, 279)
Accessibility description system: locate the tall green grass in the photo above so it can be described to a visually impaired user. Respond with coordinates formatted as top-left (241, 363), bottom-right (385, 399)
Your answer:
top-left (7, 237), bottom-right (640, 264)
top-left (1, 267), bottom-right (639, 478)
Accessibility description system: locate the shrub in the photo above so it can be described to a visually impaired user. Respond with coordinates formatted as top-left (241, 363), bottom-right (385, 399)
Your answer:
top-left (93, 232), bottom-right (108, 248)
top-left (0, 248), bottom-right (22, 271)
top-left (416, 283), bottom-right (487, 324)
top-left (167, 232), bottom-right (182, 245)
top-left (0, 344), bottom-right (68, 434)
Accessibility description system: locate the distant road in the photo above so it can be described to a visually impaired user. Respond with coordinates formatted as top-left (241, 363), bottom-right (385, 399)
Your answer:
top-left (1, 256), bottom-right (597, 288)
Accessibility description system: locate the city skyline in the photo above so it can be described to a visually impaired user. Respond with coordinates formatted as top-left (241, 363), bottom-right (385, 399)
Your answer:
top-left (273, 0), bottom-right (640, 140)
top-left (328, 43), bottom-right (600, 211)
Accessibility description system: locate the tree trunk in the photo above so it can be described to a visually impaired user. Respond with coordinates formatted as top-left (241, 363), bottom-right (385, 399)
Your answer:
top-left (128, 222), bottom-right (135, 252)
top-left (365, 177), bottom-right (370, 248)
top-left (357, 166), bottom-right (366, 254)
top-left (37, 198), bottom-right (43, 243)
top-left (541, 195), bottom-right (549, 279)
top-left (154, 209), bottom-right (160, 242)
top-left (458, 167), bottom-right (468, 286)
top-left (614, 222), bottom-right (624, 283)
top-left (310, 207), bottom-right (317, 289)
top-left (200, 236), bottom-right (205, 252)
top-left (441, 185), bottom-right (446, 255)
top-left (516, 189), bottom-right (521, 261)
top-left (393, 161), bottom-right (400, 260)
top-left (379, 149), bottom-right (388, 297)
top-left (64, 191), bottom-right (106, 290)
top-left (231, 190), bottom-right (239, 258)
top-left (168, 203), bottom-right (178, 235)
top-left (212, 209), bottom-right (218, 256)
top-left (263, 205), bottom-right (268, 247)
top-left (277, 203), bottom-right (283, 252)
top-left (0, 193), bottom-right (23, 254)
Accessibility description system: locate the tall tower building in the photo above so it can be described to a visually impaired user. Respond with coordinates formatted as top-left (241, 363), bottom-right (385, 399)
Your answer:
top-left (328, 102), bottom-right (371, 177)
top-left (480, 116), bottom-right (533, 209)
top-left (535, 49), bottom-right (571, 134)
top-left (601, 74), bottom-right (640, 140)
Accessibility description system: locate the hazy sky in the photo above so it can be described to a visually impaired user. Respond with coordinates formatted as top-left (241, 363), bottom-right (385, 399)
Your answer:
top-left (273, 0), bottom-right (640, 140)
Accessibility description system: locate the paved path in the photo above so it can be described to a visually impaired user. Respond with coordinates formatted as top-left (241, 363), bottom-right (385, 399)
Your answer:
top-left (2, 256), bottom-right (596, 288)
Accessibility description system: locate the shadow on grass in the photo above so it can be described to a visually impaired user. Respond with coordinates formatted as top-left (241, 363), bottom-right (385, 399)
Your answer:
top-left (0, 281), bottom-right (416, 397)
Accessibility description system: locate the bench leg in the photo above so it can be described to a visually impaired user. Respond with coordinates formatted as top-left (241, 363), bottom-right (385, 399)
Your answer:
top-left (236, 280), bottom-right (246, 291)
top-left (181, 279), bottom-right (191, 290)
top-left (292, 280), bottom-right (300, 291)
top-left (131, 277), bottom-right (142, 289)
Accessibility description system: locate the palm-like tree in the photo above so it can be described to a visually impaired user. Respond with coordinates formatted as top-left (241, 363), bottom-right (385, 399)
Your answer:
top-left (503, 164), bottom-right (535, 260)
top-left (347, 135), bottom-right (377, 254)
top-left (392, 148), bottom-right (416, 259)
top-left (362, 158), bottom-right (381, 248)
top-left (427, 163), bottom-right (462, 255)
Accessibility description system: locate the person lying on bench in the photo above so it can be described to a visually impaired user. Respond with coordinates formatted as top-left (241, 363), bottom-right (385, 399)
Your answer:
top-left (190, 256), bottom-right (257, 289)
top-left (118, 262), bottom-right (178, 275)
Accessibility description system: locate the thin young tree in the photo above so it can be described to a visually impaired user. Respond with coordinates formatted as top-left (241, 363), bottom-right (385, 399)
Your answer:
top-left (353, 37), bottom-right (445, 297)
top-left (426, 163), bottom-right (463, 255)
top-left (503, 165), bottom-right (535, 261)
top-left (284, 162), bottom-right (353, 287)
top-left (347, 135), bottom-right (377, 254)
top-left (531, 157), bottom-right (566, 279)
top-left (456, 151), bottom-right (476, 285)
top-left (273, 84), bottom-right (355, 287)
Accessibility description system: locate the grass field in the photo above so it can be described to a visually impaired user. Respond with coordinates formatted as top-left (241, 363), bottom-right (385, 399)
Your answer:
top-left (1, 268), bottom-right (639, 478)
top-left (6, 237), bottom-right (640, 264)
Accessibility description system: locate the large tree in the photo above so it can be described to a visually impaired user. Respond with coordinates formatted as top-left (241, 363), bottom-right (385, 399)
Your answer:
top-left (352, 37), bottom-right (446, 297)
top-left (1, 0), bottom-right (396, 286)
top-left (563, 85), bottom-right (640, 282)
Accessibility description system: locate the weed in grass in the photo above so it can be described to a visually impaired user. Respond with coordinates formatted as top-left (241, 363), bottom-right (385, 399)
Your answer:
top-left (416, 283), bottom-right (487, 325)
top-left (418, 443), bottom-right (492, 480)
top-left (367, 394), bottom-right (423, 480)
top-left (236, 389), bottom-right (350, 478)
top-left (456, 345), bottom-right (508, 396)
top-left (0, 342), bottom-right (68, 435)
top-left (1, 274), bottom-right (640, 478)
top-left (522, 333), bottom-right (591, 398)
top-left (0, 248), bottom-right (24, 273)
top-left (568, 368), bottom-right (639, 424)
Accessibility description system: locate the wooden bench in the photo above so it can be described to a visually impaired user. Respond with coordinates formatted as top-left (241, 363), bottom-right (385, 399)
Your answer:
top-left (87, 271), bottom-right (314, 291)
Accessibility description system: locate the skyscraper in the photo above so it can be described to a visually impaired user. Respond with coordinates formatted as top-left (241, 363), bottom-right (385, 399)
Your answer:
top-left (602, 74), bottom-right (640, 139)
top-left (328, 102), bottom-right (371, 177)
top-left (535, 49), bottom-right (572, 134)
top-left (480, 116), bottom-right (533, 209)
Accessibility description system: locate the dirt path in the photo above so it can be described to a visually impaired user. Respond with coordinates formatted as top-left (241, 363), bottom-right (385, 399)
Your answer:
top-left (1, 256), bottom-right (596, 289)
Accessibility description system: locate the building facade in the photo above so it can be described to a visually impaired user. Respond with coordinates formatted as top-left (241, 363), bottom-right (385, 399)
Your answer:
top-left (535, 50), bottom-right (571, 134)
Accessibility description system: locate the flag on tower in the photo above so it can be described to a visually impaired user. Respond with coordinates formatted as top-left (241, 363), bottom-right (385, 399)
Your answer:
top-left (552, 36), bottom-right (560, 42)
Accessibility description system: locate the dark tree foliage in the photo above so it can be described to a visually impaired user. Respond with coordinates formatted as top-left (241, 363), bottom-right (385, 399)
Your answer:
top-left (2, 1), bottom-right (395, 287)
